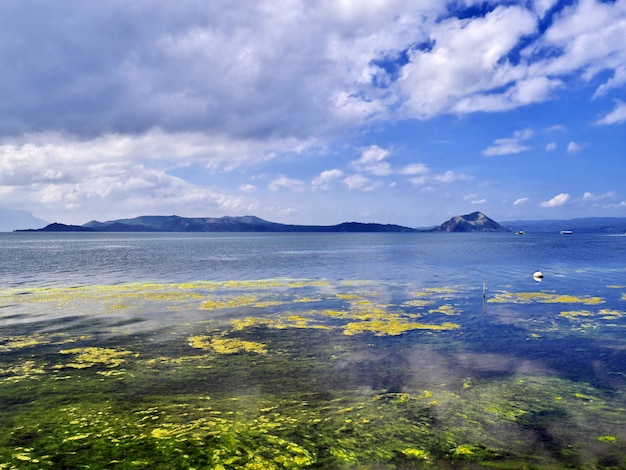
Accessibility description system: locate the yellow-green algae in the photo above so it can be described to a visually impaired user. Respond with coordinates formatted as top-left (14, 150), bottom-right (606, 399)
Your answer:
top-left (0, 361), bottom-right (46, 383)
top-left (2, 278), bottom-right (626, 468)
top-left (561, 308), bottom-right (625, 321)
top-left (0, 332), bottom-right (91, 352)
top-left (222, 293), bottom-right (462, 336)
top-left (2, 342), bottom-right (626, 469)
top-left (489, 291), bottom-right (605, 305)
top-left (343, 318), bottom-right (459, 336)
top-left (188, 335), bottom-right (268, 355)
top-left (56, 347), bottom-right (138, 369)
top-left (5, 361), bottom-right (623, 469)
top-left (0, 279), bottom-right (466, 337)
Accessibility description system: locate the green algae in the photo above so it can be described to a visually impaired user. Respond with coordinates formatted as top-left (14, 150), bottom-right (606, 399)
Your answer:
top-left (489, 291), bottom-right (605, 305)
top-left (188, 335), bottom-right (268, 355)
top-left (1, 278), bottom-right (626, 468)
top-left (4, 361), bottom-right (623, 469)
top-left (57, 347), bottom-right (139, 369)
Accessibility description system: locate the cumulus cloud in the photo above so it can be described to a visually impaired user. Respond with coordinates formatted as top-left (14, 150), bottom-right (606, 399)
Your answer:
top-left (1, 0), bottom-right (624, 141)
top-left (343, 174), bottom-right (377, 191)
top-left (312, 169), bottom-right (344, 190)
top-left (581, 191), bottom-right (614, 202)
top-left (527, 0), bottom-right (626, 80)
top-left (567, 141), bottom-right (581, 152)
top-left (268, 175), bottom-right (305, 192)
top-left (399, 163), bottom-right (429, 175)
top-left (545, 142), bottom-right (557, 151)
top-left (351, 145), bottom-right (393, 176)
top-left (0, 1), bottom-right (624, 222)
top-left (398, 5), bottom-right (538, 118)
top-left (482, 129), bottom-right (533, 156)
top-left (239, 184), bottom-right (257, 193)
top-left (432, 170), bottom-right (473, 183)
top-left (540, 192), bottom-right (570, 207)
top-left (596, 101), bottom-right (626, 125)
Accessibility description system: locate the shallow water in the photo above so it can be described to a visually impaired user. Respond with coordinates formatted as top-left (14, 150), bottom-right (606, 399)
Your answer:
top-left (0, 232), bottom-right (625, 468)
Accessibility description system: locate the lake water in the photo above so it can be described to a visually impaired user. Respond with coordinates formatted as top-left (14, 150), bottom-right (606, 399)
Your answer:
top-left (1, 232), bottom-right (625, 468)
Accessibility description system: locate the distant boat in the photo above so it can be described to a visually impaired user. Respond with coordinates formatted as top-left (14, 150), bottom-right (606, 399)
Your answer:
top-left (516, 230), bottom-right (525, 235)
top-left (533, 270), bottom-right (544, 281)
top-left (560, 230), bottom-right (573, 235)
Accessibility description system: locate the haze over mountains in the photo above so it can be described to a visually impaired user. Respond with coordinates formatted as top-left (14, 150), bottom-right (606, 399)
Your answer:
top-left (0, 209), bottom-right (48, 233)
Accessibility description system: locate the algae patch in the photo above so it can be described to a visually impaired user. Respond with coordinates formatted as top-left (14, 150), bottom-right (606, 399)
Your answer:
top-left (489, 291), bottom-right (605, 305)
top-left (57, 347), bottom-right (138, 369)
top-left (188, 335), bottom-right (268, 355)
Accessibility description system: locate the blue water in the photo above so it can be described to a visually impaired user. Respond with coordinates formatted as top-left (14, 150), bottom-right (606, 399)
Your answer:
top-left (2, 231), bottom-right (624, 287)
top-left (1, 232), bottom-right (626, 467)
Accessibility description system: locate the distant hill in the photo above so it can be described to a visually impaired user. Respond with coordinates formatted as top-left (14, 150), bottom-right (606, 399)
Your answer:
top-left (20, 215), bottom-right (418, 233)
top-left (502, 217), bottom-right (626, 234)
top-left (430, 212), bottom-right (510, 232)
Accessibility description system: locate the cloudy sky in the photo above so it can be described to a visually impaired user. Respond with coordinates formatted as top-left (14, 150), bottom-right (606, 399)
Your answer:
top-left (1, 0), bottom-right (625, 228)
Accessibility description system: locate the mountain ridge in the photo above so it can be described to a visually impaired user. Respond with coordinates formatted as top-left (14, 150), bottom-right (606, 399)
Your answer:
top-left (14, 212), bottom-right (626, 233)
top-left (17, 212), bottom-right (508, 233)
top-left (429, 211), bottom-right (509, 232)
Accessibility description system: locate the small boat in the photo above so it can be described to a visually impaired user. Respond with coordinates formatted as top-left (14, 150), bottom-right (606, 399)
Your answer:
top-left (533, 270), bottom-right (544, 281)
top-left (516, 230), bottom-right (525, 235)
top-left (560, 230), bottom-right (573, 235)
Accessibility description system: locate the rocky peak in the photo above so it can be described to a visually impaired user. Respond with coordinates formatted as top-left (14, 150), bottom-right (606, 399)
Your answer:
top-left (432, 212), bottom-right (510, 232)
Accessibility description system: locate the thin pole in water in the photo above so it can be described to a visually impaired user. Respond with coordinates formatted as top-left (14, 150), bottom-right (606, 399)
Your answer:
top-left (483, 277), bottom-right (487, 314)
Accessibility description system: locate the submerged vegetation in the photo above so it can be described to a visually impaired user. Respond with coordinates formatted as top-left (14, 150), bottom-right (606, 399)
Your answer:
top-left (1, 278), bottom-right (626, 468)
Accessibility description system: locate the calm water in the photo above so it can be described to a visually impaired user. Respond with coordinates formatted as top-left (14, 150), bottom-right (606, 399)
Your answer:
top-left (1, 232), bottom-right (625, 468)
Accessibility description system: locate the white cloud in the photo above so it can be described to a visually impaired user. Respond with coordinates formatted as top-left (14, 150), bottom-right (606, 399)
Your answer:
top-left (528, 0), bottom-right (626, 80)
top-left (399, 5), bottom-right (538, 118)
top-left (312, 169), bottom-right (344, 190)
top-left (593, 66), bottom-right (626, 98)
top-left (268, 175), bottom-right (305, 192)
top-left (399, 163), bottom-right (429, 175)
top-left (0, 0), bottom-right (624, 140)
top-left (0, 130), bottom-right (297, 178)
top-left (545, 142), bottom-right (557, 151)
top-left (533, 0), bottom-right (560, 19)
top-left (351, 145), bottom-right (393, 176)
top-left (342, 174), bottom-right (377, 191)
top-left (514, 197), bottom-right (530, 205)
top-left (454, 77), bottom-right (563, 114)
top-left (409, 176), bottom-right (428, 186)
top-left (239, 184), bottom-right (257, 193)
top-left (596, 101), bottom-right (626, 125)
top-left (0, 1), bottom-right (624, 224)
top-left (540, 192), bottom-right (570, 207)
top-left (432, 170), bottom-right (473, 183)
top-left (465, 193), bottom-right (486, 205)
top-left (482, 129), bottom-right (533, 156)
top-left (567, 141), bottom-right (581, 152)
top-left (470, 199), bottom-right (487, 205)
top-left (581, 191), bottom-right (614, 201)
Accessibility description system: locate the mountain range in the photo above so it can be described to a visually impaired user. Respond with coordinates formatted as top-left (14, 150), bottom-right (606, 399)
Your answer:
top-left (18, 212), bottom-right (508, 233)
top-left (13, 211), bottom-right (626, 234)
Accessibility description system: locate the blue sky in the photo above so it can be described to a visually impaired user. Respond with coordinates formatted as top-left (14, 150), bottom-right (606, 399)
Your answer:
top-left (0, 0), bottom-right (625, 228)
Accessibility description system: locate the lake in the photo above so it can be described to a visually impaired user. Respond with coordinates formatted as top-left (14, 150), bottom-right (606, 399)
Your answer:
top-left (0, 232), bottom-right (625, 468)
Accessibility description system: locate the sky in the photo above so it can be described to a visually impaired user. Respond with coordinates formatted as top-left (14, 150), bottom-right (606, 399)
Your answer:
top-left (0, 0), bottom-right (625, 229)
